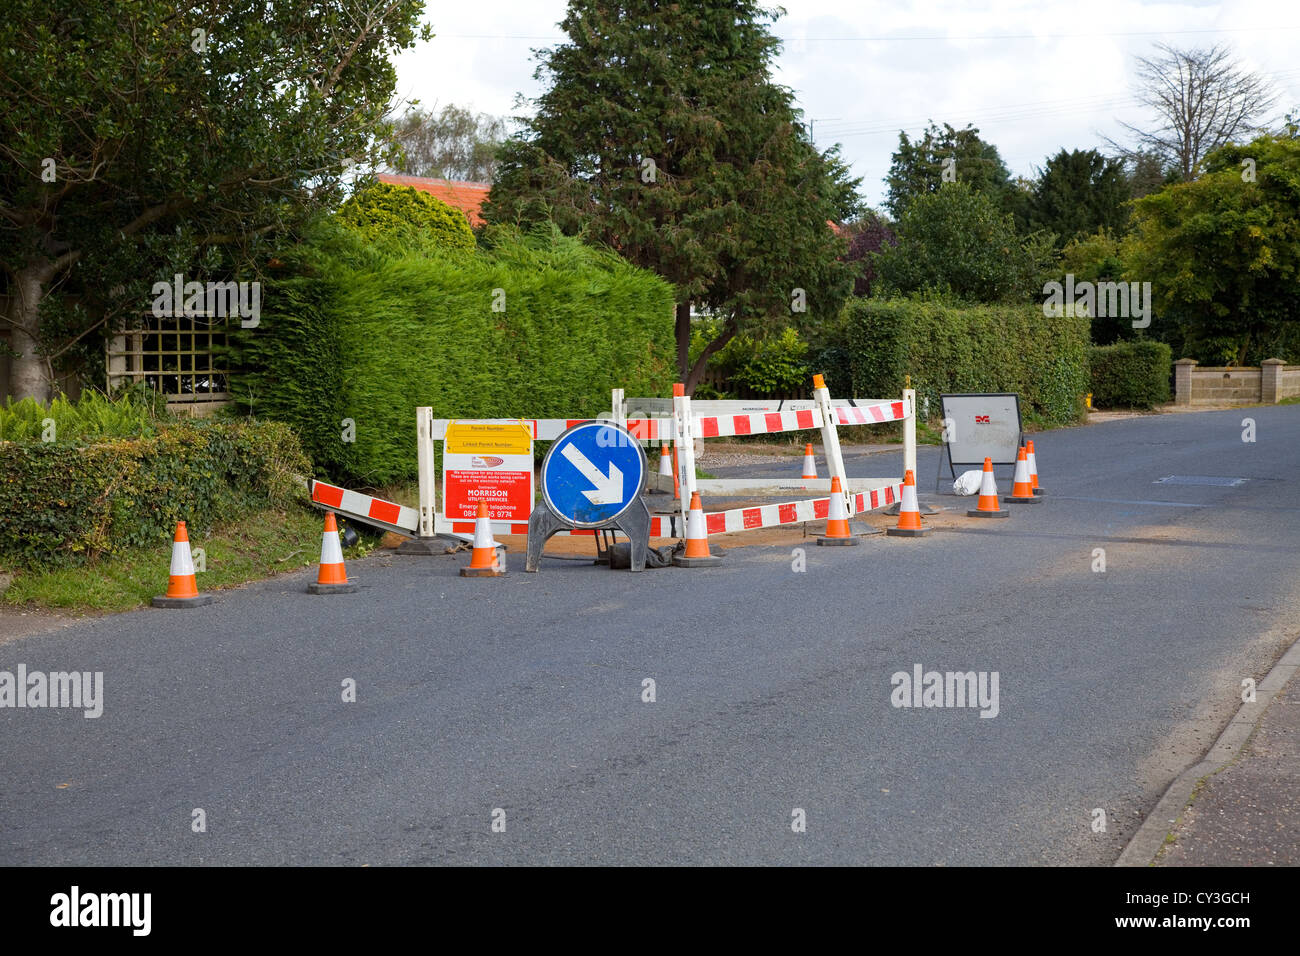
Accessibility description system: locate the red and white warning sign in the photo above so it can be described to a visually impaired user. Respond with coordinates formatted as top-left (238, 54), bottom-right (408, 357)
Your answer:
top-left (442, 421), bottom-right (534, 522)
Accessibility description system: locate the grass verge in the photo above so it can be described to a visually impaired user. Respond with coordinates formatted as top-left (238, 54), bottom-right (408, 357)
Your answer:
top-left (1, 505), bottom-right (372, 613)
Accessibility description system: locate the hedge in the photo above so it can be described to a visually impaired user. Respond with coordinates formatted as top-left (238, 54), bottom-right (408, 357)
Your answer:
top-left (1089, 340), bottom-right (1172, 408)
top-left (0, 420), bottom-right (309, 569)
top-left (230, 224), bottom-right (677, 485)
top-left (842, 297), bottom-right (1090, 427)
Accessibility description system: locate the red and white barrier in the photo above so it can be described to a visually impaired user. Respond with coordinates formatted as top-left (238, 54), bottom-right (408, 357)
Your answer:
top-left (310, 480), bottom-right (419, 535)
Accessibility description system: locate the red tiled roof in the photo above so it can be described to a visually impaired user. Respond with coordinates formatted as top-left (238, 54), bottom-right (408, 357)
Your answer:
top-left (377, 174), bottom-right (490, 227)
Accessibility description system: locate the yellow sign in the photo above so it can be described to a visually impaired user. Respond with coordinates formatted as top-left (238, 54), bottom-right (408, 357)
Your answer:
top-left (445, 421), bottom-right (532, 455)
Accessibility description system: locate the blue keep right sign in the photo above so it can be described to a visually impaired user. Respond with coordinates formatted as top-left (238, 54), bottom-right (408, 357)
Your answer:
top-left (540, 422), bottom-right (647, 528)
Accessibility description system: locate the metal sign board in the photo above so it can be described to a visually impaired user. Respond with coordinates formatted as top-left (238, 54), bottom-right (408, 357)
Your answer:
top-left (939, 393), bottom-right (1024, 466)
top-left (540, 421), bottom-right (647, 529)
top-left (442, 421), bottom-right (534, 522)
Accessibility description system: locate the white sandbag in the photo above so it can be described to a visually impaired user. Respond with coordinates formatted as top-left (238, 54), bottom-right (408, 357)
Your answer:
top-left (953, 469), bottom-right (984, 495)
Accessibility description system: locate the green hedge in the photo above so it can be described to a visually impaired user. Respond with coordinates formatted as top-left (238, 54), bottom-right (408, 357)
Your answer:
top-left (842, 297), bottom-right (1090, 427)
top-left (231, 224), bottom-right (677, 485)
top-left (0, 420), bottom-right (309, 569)
top-left (1089, 340), bottom-right (1172, 408)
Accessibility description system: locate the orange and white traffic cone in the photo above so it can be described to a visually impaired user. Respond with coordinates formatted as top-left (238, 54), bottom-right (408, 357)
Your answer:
top-left (655, 443), bottom-right (674, 493)
top-left (818, 476), bottom-right (859, 546)
top-left (967, 457), bottom-right (1009, 518)
top-left (672, 492), bottom-right (722, 567)
top-left (887, 470), bottom-right (931, 536)
top-left (1004, 447), bottom-right (1042, 504)
top-left (460, 500), bottom-right (505, 577)
top-left (308, 512), bottom-right (358, 593)
top-left (801, 443), bottom-right (818, 479)
top-left (1027, 439), bottom-right (1044, 495)
top-left (151, 520), bottom-right (214, 607)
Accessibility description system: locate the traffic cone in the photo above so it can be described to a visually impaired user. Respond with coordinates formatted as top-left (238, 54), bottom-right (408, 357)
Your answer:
top-left (801, 443), bottom-right (818, 479)
top-left (654, 443), bottom-right (673, 494)
top-left (308, 512), bottom-right (358, 593)
top-left (1004, 447), bottom-right (1042, 504)
top-left (967, 457), bottom-right (1009, 518)
top-left (460, 500), bottom-right (505, 577)
top-left (818, 476), bottom-right (859, 546)
top-left (887, 470), bottom-right (930, 536)
top-left (151, 521), bottom-right (214, 607)
top-left (672, 492), bottom-right (722, 567)
top-left (1027, 440), bottom-right (1044, 495)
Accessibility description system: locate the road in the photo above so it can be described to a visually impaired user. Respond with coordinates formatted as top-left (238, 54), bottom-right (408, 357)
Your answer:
top-left (2, 406), bottom-right (1298, 865)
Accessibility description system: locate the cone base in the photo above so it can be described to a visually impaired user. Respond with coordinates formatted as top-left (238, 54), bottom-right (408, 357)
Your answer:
top-left (308, 581), bottom-right (357, 594)
top-left (672, 554), bottom-right (722, 567)
top-left (1004, 495), bottom-right (1041, 504)
top-left (967, 509), bottom-right (1009, 518)
top-left (1033, 488), bottom-right (1045, 495)
top-left (817, 535), bottom-right (860, 546)
top-left (152, 594), bottom-right (214, 608)
top-left (886, 527), bottom-right (930, 537)
top-left (460, 565), bottom-right (505, 577)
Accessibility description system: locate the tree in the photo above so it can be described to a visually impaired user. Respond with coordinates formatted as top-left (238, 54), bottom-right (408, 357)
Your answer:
top-left (841, 212), bottom-right (896, 297)
top-left (484, 0), bottom-right (860, 393)
top-left (1059, 230), bottom-right (1130, 344)
top-left (1109, 43), bottom-right (1277, 182)
top-left (0, 0), bottom-right (427, 401)
top-left (1123, 133), bottom-right (1300, 365)
top-left (884, 122), bottom-right (1015, 219)
top-left (389, 104), bottom-right (507, 182)
top-left (1026, 149), bottom-right (1130, 246)
top-left (1124, 151), bottom-right (1174, 200)
top-left (872, 182), bottom-right (1058, 303)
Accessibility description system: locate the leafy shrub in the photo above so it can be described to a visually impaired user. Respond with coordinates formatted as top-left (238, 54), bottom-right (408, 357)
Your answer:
top-left (336, 180), bottom-right (476, 254)
top-left (842, 296), bottom-right (1089, 427)
top-left (0, 420), bottom-right (309, 569)
top-left (1089, 340), bottom-right (1172, 408)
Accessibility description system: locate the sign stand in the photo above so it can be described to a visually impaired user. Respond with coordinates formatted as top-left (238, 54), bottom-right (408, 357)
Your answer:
top-left (525, 421), bottom-right (651, 573)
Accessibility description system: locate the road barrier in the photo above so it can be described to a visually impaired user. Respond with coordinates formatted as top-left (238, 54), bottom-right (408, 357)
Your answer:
top-left (308, 373), bottom-right (917, 555)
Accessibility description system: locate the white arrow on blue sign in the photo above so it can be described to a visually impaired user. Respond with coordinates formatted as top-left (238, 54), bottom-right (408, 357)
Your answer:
top-left (541, 421), bottom-right (647, 528)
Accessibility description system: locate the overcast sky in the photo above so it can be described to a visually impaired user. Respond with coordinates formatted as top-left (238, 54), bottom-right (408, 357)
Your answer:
top-left (396, 1), bottom-right (1300, 209)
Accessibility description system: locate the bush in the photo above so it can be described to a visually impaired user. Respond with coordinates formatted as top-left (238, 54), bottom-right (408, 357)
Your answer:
top-left (1089, 340), bottom-right (1172, 408)
top-left (230, 223), bottom-right (676, 484)
top-left (842, 296), bottom-right (1090, 427)
top-left (336, 180), bottom-right (476, 254)
top-left (0, 420), bottom-right (309, 569)
top-left (691, 322), bottom-right (812, 398)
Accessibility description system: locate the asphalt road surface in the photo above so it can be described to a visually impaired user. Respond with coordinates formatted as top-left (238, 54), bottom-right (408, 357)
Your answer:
top-left (3, 406), bottom-right (1298, 865)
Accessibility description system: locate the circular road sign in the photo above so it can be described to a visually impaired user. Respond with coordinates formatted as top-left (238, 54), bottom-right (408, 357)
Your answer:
top-left (540, 421), bottom-right (647, 529)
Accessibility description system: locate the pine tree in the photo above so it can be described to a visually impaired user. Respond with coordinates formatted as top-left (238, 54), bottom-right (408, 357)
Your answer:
top-left (484, 0), bottom-right (860, 392)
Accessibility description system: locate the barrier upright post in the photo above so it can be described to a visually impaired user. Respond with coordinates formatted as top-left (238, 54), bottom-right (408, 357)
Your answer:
top-left (812, 374), bottom-right (850, 512)
top-left (903, 386), bottom-right (917, 483)
top-left (672, 383), bottom-right (698, 535)
top-left (416, 406), bottom-right (437, 538)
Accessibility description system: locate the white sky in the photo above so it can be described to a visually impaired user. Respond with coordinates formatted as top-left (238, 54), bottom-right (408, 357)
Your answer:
top-left (397, 1), bottom-right (1300, 209)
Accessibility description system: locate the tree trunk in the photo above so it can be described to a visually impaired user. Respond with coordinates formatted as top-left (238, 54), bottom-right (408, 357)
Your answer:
top-left (683, 315), bottom-right (739, 396)
top-left (1236, 331), bottom-right (1251, 367)
top-left (674, 302), bottom-right (692, 384)
top-left (5, 266), bottom-right (53, 402)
